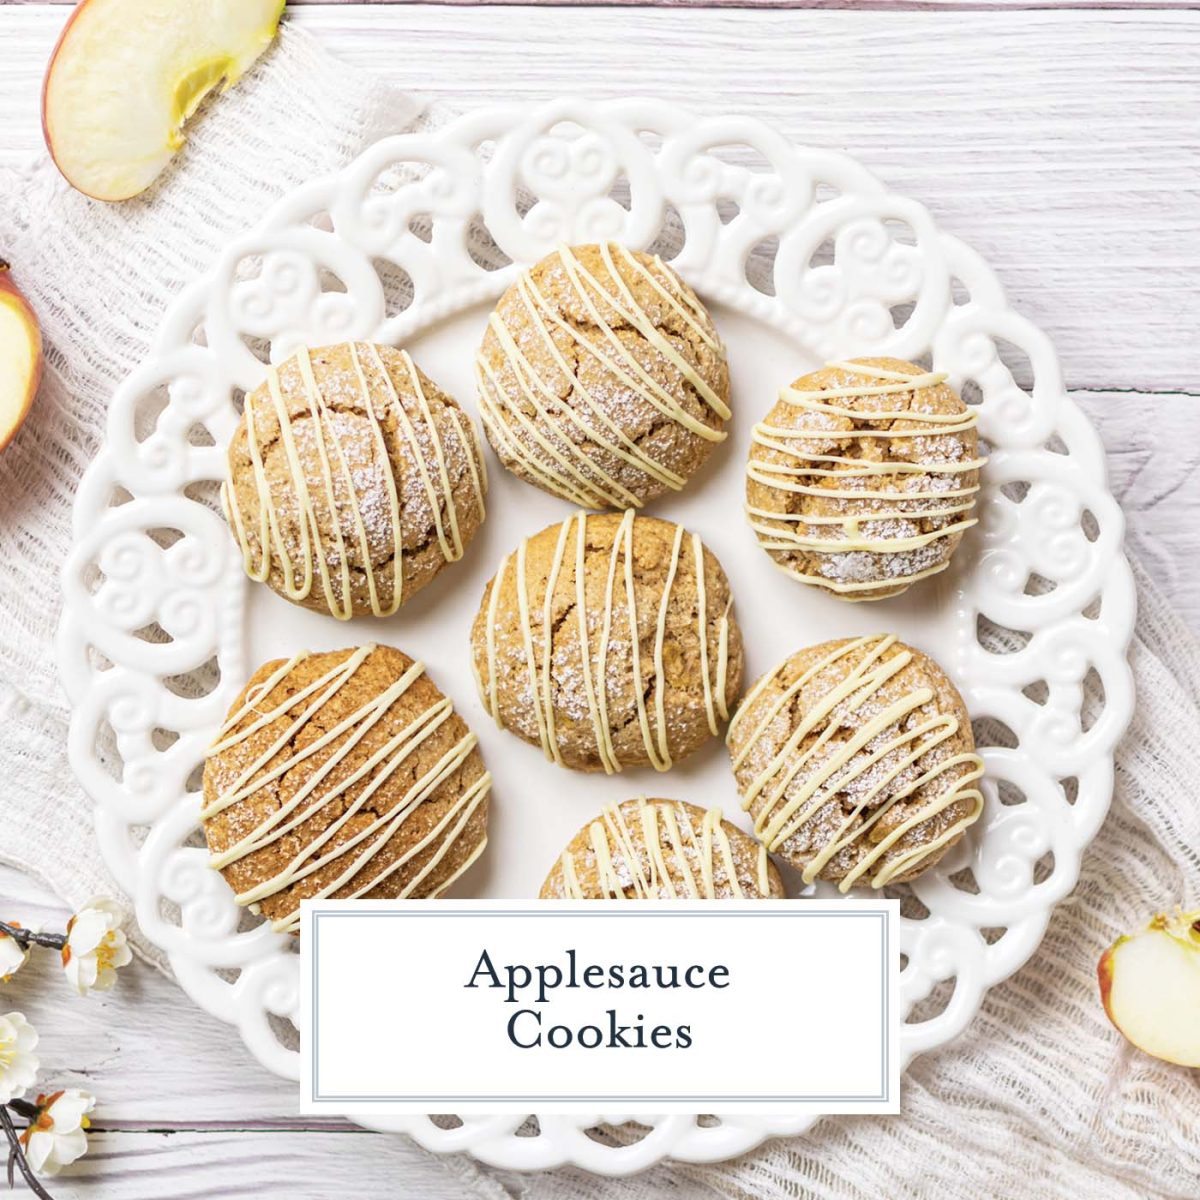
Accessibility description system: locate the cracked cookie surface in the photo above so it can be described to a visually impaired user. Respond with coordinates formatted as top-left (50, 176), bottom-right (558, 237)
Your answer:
top-left (476, 243), bottom-right (730, 509)
top-left (727, 634), bottom-right (984, 891)
top-left (471, 511), bottom-right (743, 773)
top-left (746, 357), bottom-right (983, 601)
top-left (223, 342), bottom-right (487, 619)
top-left (202, 644), bottom-right (490, 933)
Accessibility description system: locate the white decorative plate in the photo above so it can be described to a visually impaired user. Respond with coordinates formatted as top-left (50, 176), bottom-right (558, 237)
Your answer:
top-left (57, 98), bottom-right (1135, 1175)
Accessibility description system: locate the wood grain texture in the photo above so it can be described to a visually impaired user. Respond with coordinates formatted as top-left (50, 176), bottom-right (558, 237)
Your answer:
top-left (0, 868), bottom-right (512, 1199)
top-left (3, 6), bottom-right (1199, 393)
top-left (1075, 390), bottom-right (1200, 631)
top-left (0, 4), bottom-right (1197, 1196)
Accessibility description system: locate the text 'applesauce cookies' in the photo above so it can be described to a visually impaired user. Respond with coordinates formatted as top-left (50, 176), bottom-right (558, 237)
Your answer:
top-left (476, 242), bottom-right (730, 509)
top-left (201, 645), bottom-right (490, 934)
top-left (471, 510), bottom-right (743, 773)
top-left (727, 635), bottom-right (984, 892)
top-left (222, 341), bottom-right (487, 620)
top-left (541, 798), bottom-right (784, 900)
top-left (746, 357), bottom-right (985, 601)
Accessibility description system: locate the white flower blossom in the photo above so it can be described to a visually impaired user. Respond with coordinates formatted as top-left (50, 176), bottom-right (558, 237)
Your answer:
top-left (62, 898), bottom-right (132, 996)
top-left (21, 1088), bottom-right (95, 1176)
top-left (0, 1011), bottom-right (39, 1104)
top-left (0, 925), bottom-right (30, 983)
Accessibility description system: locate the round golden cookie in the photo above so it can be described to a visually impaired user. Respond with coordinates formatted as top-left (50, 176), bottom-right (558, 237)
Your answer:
top-left (746, 357), bottom-right (983, 601)
top-left (727, 634), bottom-right (984, 891)
top-left (222, 341), bottom-right (487, 619)
top-left (471, 510), bottom-right (743, 773)
top-left (476, 242), bottom-right (730, 509)
top-left (201, 644), bottom-right (490, 934)
top-left (540, 798), bottom-right (784, 900)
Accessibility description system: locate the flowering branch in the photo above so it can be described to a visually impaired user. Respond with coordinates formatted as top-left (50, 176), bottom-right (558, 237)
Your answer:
top-left (0, 1103), bottom-right (54, 1200)
top-left (1, 899), bottom-right (131, 995)
top-left (0, 899), bottom-right (127, 1195)
top-left (0, 926), bottom-right (64, 955)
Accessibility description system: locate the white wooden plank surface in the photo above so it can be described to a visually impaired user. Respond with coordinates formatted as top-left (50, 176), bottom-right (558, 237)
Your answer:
top-left (2, 6), bottom-right (1199, 392)
top-left (1, 4), bottom-right (1198, 1197)
top-left (0, 867), bottom-right (526, 1200)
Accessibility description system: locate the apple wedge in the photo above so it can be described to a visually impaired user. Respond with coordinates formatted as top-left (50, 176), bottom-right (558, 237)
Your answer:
top-left (1099, 909), bottom-right (1200, 1068)
top-left (42, 0), bottom-right (285, 202)
top-left (0, 262), bottom-right (43, 452)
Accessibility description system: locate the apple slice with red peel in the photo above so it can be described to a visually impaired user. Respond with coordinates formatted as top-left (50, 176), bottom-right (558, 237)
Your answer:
top-left (0, 262), bottom-right (43, 451)
top-left (42, 0), bottom-right (285, 202)
top-left (1099, 909), bottom-right (1200, 1067)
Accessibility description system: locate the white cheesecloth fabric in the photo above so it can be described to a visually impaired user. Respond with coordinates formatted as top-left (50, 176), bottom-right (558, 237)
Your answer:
top-left (0, 26), bottom-right (1195, 1200)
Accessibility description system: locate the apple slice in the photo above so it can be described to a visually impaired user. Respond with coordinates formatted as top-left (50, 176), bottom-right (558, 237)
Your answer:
top-left (1099, 909), bottom-right (1200, 1067)
top-left (0, 261), bottom-right (43, 451)
top-left (42, 0), bottom-right (285, 202)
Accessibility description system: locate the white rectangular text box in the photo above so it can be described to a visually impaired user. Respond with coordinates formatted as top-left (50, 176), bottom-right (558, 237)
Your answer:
top-left (300, 900), bottom-right (900, 1116)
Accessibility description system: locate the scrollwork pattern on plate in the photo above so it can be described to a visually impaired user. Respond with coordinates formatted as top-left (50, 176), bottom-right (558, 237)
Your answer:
top-left (56, 99), bottom-right (1134, 1175)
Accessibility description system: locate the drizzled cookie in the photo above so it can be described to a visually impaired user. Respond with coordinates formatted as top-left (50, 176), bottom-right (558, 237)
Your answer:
top-left (727, 635), bottom-right (984, 891)
top-left (471, 510), bottom-right (743, 773)
top-left (540, 797), bottom-right (783, 900)
top-left (476, 243), bottom-right (730, 508)
top-left (222, 342), bottom-right (487, 619)
top-left (202, 645), bottom-right (490, 934)
top-left (746, 357), bottom-right (984, 600)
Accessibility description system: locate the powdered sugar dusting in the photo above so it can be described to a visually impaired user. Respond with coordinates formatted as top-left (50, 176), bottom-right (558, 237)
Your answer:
top-left (746, 358), bottom-right (985, 597)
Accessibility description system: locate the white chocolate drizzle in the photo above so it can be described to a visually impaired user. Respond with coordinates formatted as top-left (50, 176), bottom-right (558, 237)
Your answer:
top-left (727, 634), bottom-right (984, 891)
top-left (476, 510), bottom-right (732, 773)
top-left (477, 242), bottom-right (729, 509)
top-left (555, 798), bottom-right (773, 899)
top-left (222, 344), bottom-right (486, 619)
top-left (202, 645), bottom-right (490, 933)
top-left (747, 360), bottom-right (985, 596)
